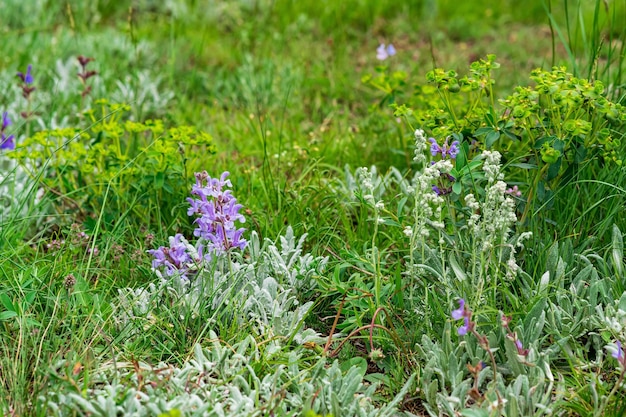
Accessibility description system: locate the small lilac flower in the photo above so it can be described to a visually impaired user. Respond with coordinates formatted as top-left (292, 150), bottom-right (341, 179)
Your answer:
top-left (376, 43), bottom-right (396, 61)
top-left (612, 340), bottom-right (624, 362)
top-left (452, 298), bottom-right (473, 335)
top-left (428, 138), bottom-right (439, 156)
top-left (451, 298), bottom-right (465, 320)
top-left (448, 141), bottom-right (460, 158)
top-left (429, 137), bottom-right (461, 159)
top-left (432, 185), bottom-right (452, 196)
top-left (458, 317), bottom-right (470, 336)
top-left (17, 64), bottom-right (34, 84)
top-left (506, 185), bottom-right (522, 197)
top-left (1, 133), bottom-right (15, 150)
top-left (148, 233), bottom-right (194, 279)
top-left (1, 112), bottom-right (10, 130)
top-left (515, 339), bottom-right (526, 355)
top-left (0, 112), bottom-right (15, 150)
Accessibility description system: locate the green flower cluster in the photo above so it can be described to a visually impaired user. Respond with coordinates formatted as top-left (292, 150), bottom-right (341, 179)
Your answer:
top-left (501, 66), bottom-right (625, 167)
top-left (10, 99), bottom-right (216, 226)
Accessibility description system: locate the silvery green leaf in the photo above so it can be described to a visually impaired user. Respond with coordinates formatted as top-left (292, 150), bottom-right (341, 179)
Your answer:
top-left (538, 271), bottom-right (550, 294)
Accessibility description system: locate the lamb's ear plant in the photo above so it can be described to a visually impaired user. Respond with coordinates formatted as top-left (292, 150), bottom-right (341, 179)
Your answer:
top-left (44, 171), bottom-right (415, 416)
top-left (44, 330), bottom-right (415, 417)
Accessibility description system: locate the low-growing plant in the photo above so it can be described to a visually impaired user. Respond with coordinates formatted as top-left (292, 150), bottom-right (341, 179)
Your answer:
top-left (366, 54), bottom-right (626, 233)
top-left (9, 99), bottom-right (216, 229)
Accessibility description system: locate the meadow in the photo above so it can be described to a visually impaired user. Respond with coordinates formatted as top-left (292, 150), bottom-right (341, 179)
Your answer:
top-left (1, 0), bottom-right (626, 415)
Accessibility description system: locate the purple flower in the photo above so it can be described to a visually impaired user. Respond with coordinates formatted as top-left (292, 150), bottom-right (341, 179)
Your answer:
top-left (428, 138), bottom-right (439, 156)
top-left (429, 137), bottom-right (461, 159)
top-left (506, 185), bottom-right (522, 197)
top-left (451, 298), bottom-right (465, 320)
top-left (376, 43), bottom-right (396, 61)
top-left (1, 112), bottom-right (10, 131)
top-left (458, 317), bottom-right (470, 335)
top-left (452, 298), bottom-right (473, 336)
top-left (0, 133), bottom-right (15, 150)
top-left (17, 64), bottom-right (34, 84)
top-left (187, 171), bottom-right (247, 256)
top-left (613, 340), bottom-right (624, 361)
top-left (0, 112), bottom-right (15, 150)
top-left (448, 141), bottom-right (460, 158)
top-left (147, 233), bottom-right (195, 280)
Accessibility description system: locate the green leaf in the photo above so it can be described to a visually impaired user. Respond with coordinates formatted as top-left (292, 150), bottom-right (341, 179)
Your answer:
top-left (619, 292), bottom-right (626, 313)
top-left (509, 162), bottom-right (538, 170)
top-left (485, 130), bottom-right (501, 148)
top-left (25, 291), bottom-right (36, 306)
top-left (154, 171), bottom-right (165, 189)
top-left (449, 252), bottom-right (467, 281)
top-left (574, 144), bottom-right (587, 163)
top-left (0, 294), bottom-right (15, 313)
top-left (461, 409), bottom-right (490, 417)
top-left (0, 311), bottom-right (17, 321)
top-left (523, 298), bottom-right (547, 330)
top-left (452, 181), bottom-right (462, 195)
top-left (546, 158), bottom-right (561, 181)
top-left (340, 357), bottom-right (367, 376)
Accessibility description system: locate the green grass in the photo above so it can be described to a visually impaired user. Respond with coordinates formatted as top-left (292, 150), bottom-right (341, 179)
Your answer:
top-left (1, 0), bottom-right (626, 415)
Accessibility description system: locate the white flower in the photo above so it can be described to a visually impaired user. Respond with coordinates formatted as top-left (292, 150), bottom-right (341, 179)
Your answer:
top-left (413, 129), bottom-right (427, 164)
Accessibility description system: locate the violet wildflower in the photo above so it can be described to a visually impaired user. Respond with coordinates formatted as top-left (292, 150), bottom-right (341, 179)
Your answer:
top-left (506, 185), bottom-right (522, 197)
top-left (376, 43), bottom-right (396, 61)
top-left (429, 137), bottom-right (461, 159)
top-left (17, 64), bottom-right (34, 84)
top-left (515, 338), bottom-right (529, 356)
top-left (1, 112), bottom-right (15, 150)
top-left (451, 298), bottom-right (465, 319)
top-left (452, 298), bottom-right (473, 335)
top-left (432, 184), bottom-right (452, 196)
top-left (187, 171), bottom-right (247, 256)
top-left (458, 317), bottom-right (470, 336)
top-left (17, 65), bottom-right (36, 99)
top-left (148, 233), bottom-right (195, 279)
top-left (452, 298), bottom-right (465, 320)
top-left (612, 340), bottom-right (625, 366)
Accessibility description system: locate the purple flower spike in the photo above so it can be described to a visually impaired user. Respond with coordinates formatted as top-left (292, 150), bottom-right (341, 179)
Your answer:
top-left (17, 64), bottom-right (34, 84)
top-left (187, 171), bottom-right (247, 256)
top-left (451, 298), bottom-right (465, 320)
